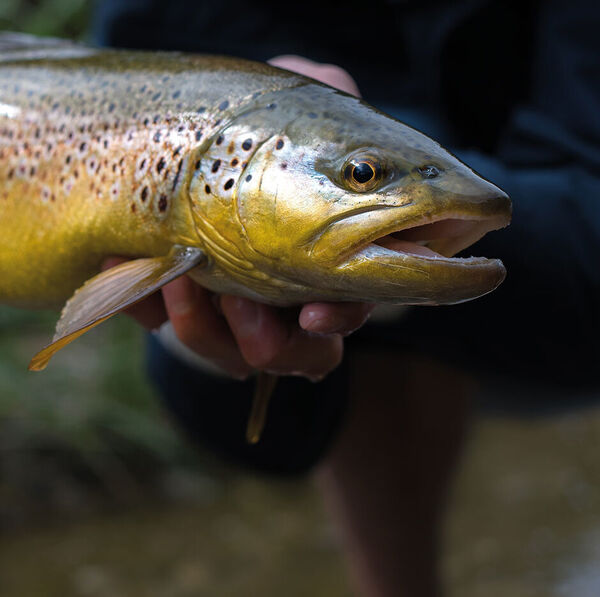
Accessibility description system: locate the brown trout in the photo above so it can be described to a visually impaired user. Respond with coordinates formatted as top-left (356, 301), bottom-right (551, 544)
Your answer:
top-left (0, 33), bottom-right (511, 373)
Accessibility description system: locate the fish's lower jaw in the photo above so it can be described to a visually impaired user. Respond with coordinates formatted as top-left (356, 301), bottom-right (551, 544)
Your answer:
top-left (316, 244), bottom-right (507, 305)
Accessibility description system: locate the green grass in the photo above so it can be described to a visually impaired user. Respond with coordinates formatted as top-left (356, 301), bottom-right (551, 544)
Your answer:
top-left (0, 0), bottom-right (92, 39)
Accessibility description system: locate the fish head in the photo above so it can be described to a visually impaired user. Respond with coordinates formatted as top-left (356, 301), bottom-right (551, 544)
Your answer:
top-left (189, 84), bottom-right (511, 305)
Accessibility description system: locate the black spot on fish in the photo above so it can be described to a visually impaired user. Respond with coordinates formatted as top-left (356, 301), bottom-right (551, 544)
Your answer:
top-left (153, 131), bottom-right (161, 143)
top-left (156, 157), bottom-right (166, 174)
top-left (152, 92), bottom-right (161, 101)
top-left (173, 146), bottom-right (182, 157)
top-left (131, 203), bottom-right (136, 213)
top-left (242, 139), bottom-right (252, 151)
top-left (211, 159), bottom-right (221, 173)
top-left (79, 142), bottom-right (86, 152)
top-left (205, 184), bottom-right (211, 194)
top-left (216, 135), bottom-right (224, 145)
top-left (245, 174), bottom-right (252, 182)
top-left (276, 139), bottom-right (284, 150)
top-left (195, 130), bottom-right (202, 141)
top-left (65, 155), bottom-right (71, 164)
top-left (139, 159), bottom-right (146, 170)
top-left (108, 103), bottom-right (115, 112)
top-left (143, 118), bottom-right (150, 126)
top-left (158, 195), bottom-right (168, 211)
top-left (197, 106), bottom-right (206, 113)
top-left (281, 163), bottom-right (288, 169)
top-left (224, 179), bottom-right (234, 190)
top-left (308, 112), bottom-right (318, 119)
top-left (195, 160), bottom-right (201, 169)
top-left (172, 90), bottom-right (181, 99)
top-left (172, 160), bottom-right (183, 191)
top-left (219, 100), bottom-right (229, 111)
top-left (231, 158), bottom-right (238, 167)
top-left (141, 186), bottom-right (148, 201)
top-left (267, 103), bottom-right (277, 110)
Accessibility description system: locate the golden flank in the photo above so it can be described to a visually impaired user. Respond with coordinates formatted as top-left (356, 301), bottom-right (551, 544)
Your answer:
top-left (0, 33), bottom-right (511, 371)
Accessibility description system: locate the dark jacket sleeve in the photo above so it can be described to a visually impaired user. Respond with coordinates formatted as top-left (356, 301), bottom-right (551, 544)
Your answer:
top-left (395, 0), bottom-right (600, 387)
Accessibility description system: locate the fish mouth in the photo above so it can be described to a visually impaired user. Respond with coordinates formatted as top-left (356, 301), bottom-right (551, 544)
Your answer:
top-left (305, 197), bottom-right (511, 304)
top-left (364, 212), bottom-right (509, 263)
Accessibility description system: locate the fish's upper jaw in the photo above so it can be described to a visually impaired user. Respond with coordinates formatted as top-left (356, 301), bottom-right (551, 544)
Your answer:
top-left (309, 188), bottom-right (511, 266)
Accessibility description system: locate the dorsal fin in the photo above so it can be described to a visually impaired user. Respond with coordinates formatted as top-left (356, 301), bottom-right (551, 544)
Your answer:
top-left (0, 32), bottom-right (93, 62)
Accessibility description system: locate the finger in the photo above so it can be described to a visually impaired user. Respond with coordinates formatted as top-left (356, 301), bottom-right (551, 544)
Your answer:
top-left (222, 295), bottom-right (343, 380)
top-left (265, 330), bottom-right (344, 381)
top-left (220, 295), bottom-right (289, 369)
top-left (299, 302), bottom-right (375, 336)
top-left (101, 257), bottom-right (168, 330)
top-left (163, 278), bottom-right (251, 379)
top-left (268, 55), bottom-right (361, 97)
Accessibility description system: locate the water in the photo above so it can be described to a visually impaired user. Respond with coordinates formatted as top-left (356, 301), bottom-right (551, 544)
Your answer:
top-left (2, 407), bottom-right (600, 596)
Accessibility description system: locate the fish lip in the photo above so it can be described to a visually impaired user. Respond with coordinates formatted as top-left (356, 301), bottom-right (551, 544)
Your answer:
top-left (339, 243), bottom-right (507, 304)
top-left (319, 201), bottom-right (511, 267)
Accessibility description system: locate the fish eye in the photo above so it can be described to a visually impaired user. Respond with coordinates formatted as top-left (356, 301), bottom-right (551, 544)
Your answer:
top-left (343, 156), bottom-right (383, 192)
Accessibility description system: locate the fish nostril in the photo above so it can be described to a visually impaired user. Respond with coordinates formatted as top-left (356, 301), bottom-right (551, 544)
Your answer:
top-left (417, 165), bottom-right (441, 179)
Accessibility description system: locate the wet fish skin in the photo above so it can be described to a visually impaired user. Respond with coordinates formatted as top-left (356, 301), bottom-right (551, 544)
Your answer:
top-left (0, 34), bottom-right (511, 369)
top-left (0, 36), bottom-right (305, 308)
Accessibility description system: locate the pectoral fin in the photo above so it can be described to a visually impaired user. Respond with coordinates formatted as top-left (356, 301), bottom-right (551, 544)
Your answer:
top-left (29, 246), bottom-right (206, 371)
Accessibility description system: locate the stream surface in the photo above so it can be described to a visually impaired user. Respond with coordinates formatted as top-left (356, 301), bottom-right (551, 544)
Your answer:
top-left (2, 404), bottom-right (600, 597)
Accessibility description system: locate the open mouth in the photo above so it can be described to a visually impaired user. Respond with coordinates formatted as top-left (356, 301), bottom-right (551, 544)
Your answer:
top-left (366, 212), bottom-right (509, 263)
top-left (371, 216), bottom-right (502, 260)
top-left (300, 199), bottom-right (511, 304)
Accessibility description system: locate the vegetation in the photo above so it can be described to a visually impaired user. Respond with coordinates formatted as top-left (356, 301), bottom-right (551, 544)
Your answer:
top-left (0, 0), bottom-right (91, 39)
top-left (0, 1), bottom-right (199, 518)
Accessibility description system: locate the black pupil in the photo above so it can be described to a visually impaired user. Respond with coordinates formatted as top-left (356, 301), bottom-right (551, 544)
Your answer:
top-left (353, 162), bottom-right (374, 183)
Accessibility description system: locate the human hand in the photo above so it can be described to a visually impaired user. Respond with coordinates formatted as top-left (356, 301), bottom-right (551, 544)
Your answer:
top-left (103, 57), bottom-right (372, 381)
top-left (268, 55), bottom-right (361, 96)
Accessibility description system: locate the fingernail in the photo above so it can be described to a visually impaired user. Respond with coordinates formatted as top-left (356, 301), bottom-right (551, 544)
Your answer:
top-left (302, 311), bottom-right (342, 334)
top-left (228, 297), bottom-right (260, 338)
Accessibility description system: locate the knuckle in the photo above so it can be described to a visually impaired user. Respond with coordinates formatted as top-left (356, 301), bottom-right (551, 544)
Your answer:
top-left (244, 351), bottom-right (275, 371)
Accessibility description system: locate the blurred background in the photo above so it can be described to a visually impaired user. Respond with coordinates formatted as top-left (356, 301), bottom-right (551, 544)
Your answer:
top-left (1, 2), bottom-right (600, 596)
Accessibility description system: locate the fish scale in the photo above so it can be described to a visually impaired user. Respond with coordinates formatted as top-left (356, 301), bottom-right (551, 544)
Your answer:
top-left (0, 38), bottom-right (303, 308)
top-left (0, 33), bottom-right (510, 396)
